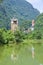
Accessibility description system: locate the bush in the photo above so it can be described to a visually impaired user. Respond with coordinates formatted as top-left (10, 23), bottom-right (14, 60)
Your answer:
top-left (0, 29), bottom-right (15, 44)
top-left (28, 30), bottom-right (42, 39)
top-left (14, 30), bottom-right (25, 43)
top-left (2, 30), bottom-right (15, 44)
top-left (0, 29), bottom-right (26, 45)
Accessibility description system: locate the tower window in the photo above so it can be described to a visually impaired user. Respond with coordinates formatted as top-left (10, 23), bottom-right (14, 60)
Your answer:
top-left (13, 20), bottom-right (17, 24)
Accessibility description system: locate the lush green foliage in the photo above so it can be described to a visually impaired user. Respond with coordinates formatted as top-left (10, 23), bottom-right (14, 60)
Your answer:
top-left (28, 30), bottom-right (42, 39)
top-left (35, 13), bottom-right (43, 33)
top-left (0, 29), bottom-right (26, 45)
top-left (0, 29), bottom-right (15, 44)
top-left (0, 13), bottom-right (43, 45)
top-left (14, 30), bottom-right (26, 43)
top-left (20, 20), bottom-right (31, 30)
top-left (0, 29), bottom-right (42, 45)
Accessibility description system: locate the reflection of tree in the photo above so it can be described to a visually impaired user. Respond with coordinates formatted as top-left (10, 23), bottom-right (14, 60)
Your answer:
top-left (0, 46), bottom-right (4, 60)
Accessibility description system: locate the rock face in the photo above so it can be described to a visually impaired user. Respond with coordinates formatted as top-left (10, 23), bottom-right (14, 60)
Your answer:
top-left (0, 0), bottom-right (40, 29)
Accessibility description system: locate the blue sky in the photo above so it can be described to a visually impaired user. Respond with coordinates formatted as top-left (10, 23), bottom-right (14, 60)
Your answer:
top-left (26, 0), bottom-right (43, 13)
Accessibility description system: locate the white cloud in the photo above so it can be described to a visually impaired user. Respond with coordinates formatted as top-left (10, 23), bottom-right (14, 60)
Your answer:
top-left (26, 0), bottom-right (43, 13)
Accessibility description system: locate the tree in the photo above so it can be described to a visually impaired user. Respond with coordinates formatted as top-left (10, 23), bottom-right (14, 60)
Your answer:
top-left (21, 20), bottom-right (31, 30)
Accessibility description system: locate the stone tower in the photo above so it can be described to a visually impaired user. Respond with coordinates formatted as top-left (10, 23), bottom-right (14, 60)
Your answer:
top-left (11, 18), bottom-right (18, 32)
top-left (32, 20), bottom-right (35, 27)
top-left (31, 20), bottom-right (35, 31)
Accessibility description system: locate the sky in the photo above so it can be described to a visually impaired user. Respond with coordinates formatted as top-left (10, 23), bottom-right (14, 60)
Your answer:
top-left (26, 0), bottom-right (43, 13)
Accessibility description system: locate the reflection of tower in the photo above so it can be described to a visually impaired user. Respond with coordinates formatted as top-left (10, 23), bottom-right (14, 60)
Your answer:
top-left (11, 18), bottom-right (18, 32)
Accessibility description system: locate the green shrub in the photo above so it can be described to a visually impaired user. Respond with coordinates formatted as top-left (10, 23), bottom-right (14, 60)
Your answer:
top-left (14, 30), bottom-right (25, 43)
top-left (0, 29), bottom-right (15, 44)
top-left (28, 30), bottom-right (42, 39)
